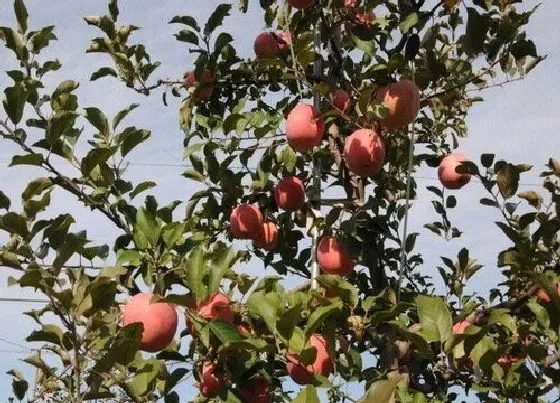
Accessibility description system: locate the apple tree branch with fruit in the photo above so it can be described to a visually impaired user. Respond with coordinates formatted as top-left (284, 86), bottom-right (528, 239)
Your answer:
top-left (1, 0), bottom-right (558, 402)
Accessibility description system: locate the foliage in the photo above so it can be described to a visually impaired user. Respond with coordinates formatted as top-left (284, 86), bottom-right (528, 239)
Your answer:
top-left (0, 0), bottom-right (557, 402)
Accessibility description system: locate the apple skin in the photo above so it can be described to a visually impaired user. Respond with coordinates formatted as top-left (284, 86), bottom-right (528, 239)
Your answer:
top-left (377, 80), bottom-right (420, 130)
top-left (452, 321), bottom-right (471, 334)
top-left (230, 204), bottom-right (264, 239)
top-left (185, 69), bottom-right (214, 101)
top-left (286, 334), bottom-right (334, 384)
top-left (254, 32), bottom-right (279, 59)
top-left (275, 31), bottom-right (292, 52)
top-left (253, 220), bottom-right (279, 250)
top-left (438, 153), bottom-right (471, 190)
top-left (274, 176), bottom-right (306, 211)
top-left (343, 128), bottom-right (386, 177)
top-left (317, 236), bottom-right (355, 276)
top-left (198, 293), bottom-right (234, 323)
top-left (330, 89), bottom-right (352, 114)
top-left (497, 355), bottom-right (521, 368)
top-left (286, 104), bottom-right (325, 153)
top-left (286, 0), bottom-right (315, 9)
top-left (238, 378), bottom-right (271, 403)
top-left (199, 361), bottom-right (225, 398)
top-left (444, 0), bottom-right (461, 8)
top-left (535, 284), bottom-right (560, 303)
top-left (122, 293), bottom-right (177, 353)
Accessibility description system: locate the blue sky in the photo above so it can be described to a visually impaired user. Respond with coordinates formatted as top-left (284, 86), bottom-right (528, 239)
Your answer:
top-left (0, 0), bottom-right (559, 401)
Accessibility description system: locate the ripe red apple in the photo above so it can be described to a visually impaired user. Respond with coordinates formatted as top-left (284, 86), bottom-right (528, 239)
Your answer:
top-left (274, 176), bottom-right (305, 211)
top-left (330, 89), bottom-right (352, 114)
top-left (354, 12), bottom-right (376, 26)
top-left (343, 128), bottom-right (386, 177)
top-left (438, 153), bottom-right (471, 190)
top-left (452, 321), bottom-right (471, 334)
top-left (122, 293), bottom-right (177, 352)
top-left (497, 355), bottom-right (520, 368)
top-left (317, 236), bottom-right (355, 276)
top-left (238, 378), bottom-right (271, 403)
top-left (344, 0), bottom-right (358, 8)
top-left (230, 204), bottom-right (264, 239)
top-left (377, 80), bottom-right (420, 130)
top-left (254, 32), bottom-right (279, 59)
top-left (199, 361), bottom-right (225, 398)
top-left (185, 69), bottom-right (214, 101)
top-left (275, 31), bottom-right (292, 52)
top-left (535, 284), bottom-right (560, 303)
top-left (286, 334), bottom-right (334, 384)
top-left (253, 220), bottom-right (278, 250)
top-left (198, 293), bottom-right (234, 323)
top-left (286, 104), bottom-right (325, 153)
top-left (287, 0), bottom-right (315, 9)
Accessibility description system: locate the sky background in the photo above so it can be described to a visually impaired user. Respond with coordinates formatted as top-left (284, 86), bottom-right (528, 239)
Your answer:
top-left (0, 0), bottom-right (559, 401)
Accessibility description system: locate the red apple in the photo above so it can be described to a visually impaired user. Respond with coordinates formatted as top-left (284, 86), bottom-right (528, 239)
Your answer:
top-left (377, 80), bottom-right (420, 130)
top-left (355, 12), bottom-right (376, 26)
top-left (230, 204), bottom-right (264, 239)
top-left (344, 0), bottom-right (358, 8)
top-left (497, 355), bottom-right (520, 368)
top-left (254, 32), bottom-right (279, 59)
top-left (317, 236), bottom-right (355, 276)
top-left (275, 31), bottom-right (293, 52)
top-left (286, 334), bottom-right (334, 384)
top-left (274, 176), bottom-right (305, 211)
top-left (199, 361), bottom-right (225, 398)
top-left (286, 104), bottom-right (325, 153)
top-left (452, 321), bottom-right (471, 334)
top-left (438, 152), bottom-right (471, 190)
top-left (122, 293), bottom-right (177, 352)
top-left (287, 0), bottom-right (315, 9)
top-left (330, 89), bottom-right (352, 114)
top-left (535, 283), bottom-right (560, 303)
top-left (253, 220), bottom-right (279, 250)
top-left (343, 128), bottom-right (386, 177)
top-left (185, 69), bottom-right (214, 101)
top-left (198, 293), bottom-right (234, 323)
top-left (238, 378), bottom-right (271, 403)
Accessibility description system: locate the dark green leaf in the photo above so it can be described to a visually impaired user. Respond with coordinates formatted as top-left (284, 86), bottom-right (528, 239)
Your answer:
top-left (14, 0), bottom-right (28, 33)
top-left (10, 153), bottom-right (43, 167)
top-left (90, 67), bottom-right (118, 81)
top-left (3, 83), bottom-right (27, 124)
top-left (204, 4), bottom-right (231, 36)
top-left (415, 295), bottom-right (452, 344)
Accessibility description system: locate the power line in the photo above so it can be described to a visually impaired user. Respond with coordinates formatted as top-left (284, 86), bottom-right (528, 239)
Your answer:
top-left (0, 297), bottom-right (49, 304)
top-left (0, 336), bottom-right (32, 351)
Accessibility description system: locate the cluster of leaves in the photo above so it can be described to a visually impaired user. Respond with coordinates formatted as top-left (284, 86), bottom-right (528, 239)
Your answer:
top-left (0, 0), bottom-right (557, 402)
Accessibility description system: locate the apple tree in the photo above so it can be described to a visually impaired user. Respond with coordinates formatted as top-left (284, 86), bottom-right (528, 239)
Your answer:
top-left (1, 0), bottom-right (558, 402)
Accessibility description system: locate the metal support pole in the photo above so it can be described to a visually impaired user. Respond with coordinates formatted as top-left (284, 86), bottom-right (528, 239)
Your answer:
top-left (309, 23), bottom-right (322, 290)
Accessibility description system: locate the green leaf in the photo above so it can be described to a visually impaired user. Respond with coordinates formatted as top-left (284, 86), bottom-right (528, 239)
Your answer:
top-left (81, 147), bottom-right (116, 176)
top-left (518, 190), bottom-right (542, 209)
top-left (305, 300), bottom-right (343, 338)
top-left (169, 15), bottom-right (200, 32)
top-left (91, 67), bottom-right (118, 81)
top-left (11, 378), bottom-right (28, 400)
top-left (3, 83), bottom-right (27, 124)
top-left (527, 300), bottom-right (550, 329)
top-left (14, 0), bottom-right (28, 33)
top-left (293, 385), bottom-right (320, 403)
top-left (400, 12), bottom-right (419, 33)
top-left (26, 324), bottom-right (64, 346)
top-left (316, 275), bottom-right (359, 307)
top-left (464, 7), bottom-right (489, 55)
top-left (415, 295), bottom-right (452, 345)
top-left (135, 206), bottom-right (161, 247)
top-left (204, 4), bottom-right (231, 36)
top-left (496, 162), bottom-right (519, 199)
top-left (185, 247), bottom-right (207, 303)
top-left (84, 107), bottom-right (109, 139)
top-left (127, 358), bottom-right (162, 396)
top-left (0, 191), bottom-right (10, 210)
top-left (480, 153), bottom-right (494, 168)
top-left (130, 181), bottom-right (156, 199)
top-left (118, 127), bottom-right (151, 157)
top-left (182, 169), bottom-right (205, 182)
top-left (1, 212), bottom-right (28, 237)
top-left (247, 291), bottom-right (281, 333)
top-left (29, 26), bottom-right (57, 53)
top-left (164, 368), bottom-right (188, 395)
top-left (363, 379), bottom-right (398, 403)
top-left (209, 320), bottom-right (244, 344)
top-left (10, 153), bottom-right (43, 167)
top-left (0, 26), bottom-right (26, 59)
top-left (113, 103), bottom-right (139, 130)
top-left (208, 247), bottom-right (236, 296)
top-left (175, 30), bottom-right (198, 45)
